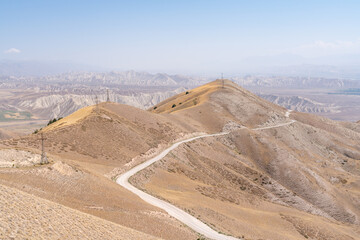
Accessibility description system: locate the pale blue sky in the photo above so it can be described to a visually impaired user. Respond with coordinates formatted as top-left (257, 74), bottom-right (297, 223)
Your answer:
top-left (1, 0), bottom-right (360, 73)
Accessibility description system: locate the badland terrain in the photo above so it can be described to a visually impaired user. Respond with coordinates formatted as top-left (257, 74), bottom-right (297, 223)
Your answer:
top-left (0, 80), bottom-right (359, 239)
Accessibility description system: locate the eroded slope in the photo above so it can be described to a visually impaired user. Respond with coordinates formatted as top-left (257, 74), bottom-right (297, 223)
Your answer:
top-left (132, 80), bottom-right (360, 240)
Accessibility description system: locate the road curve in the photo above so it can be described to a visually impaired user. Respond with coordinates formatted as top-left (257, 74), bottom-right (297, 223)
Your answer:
top-left (117, 132), bottom-right (239, 240)
top-left (116, 110), bottom-right (294, 240)
top-left (253, 119), bottom-right (296, 131)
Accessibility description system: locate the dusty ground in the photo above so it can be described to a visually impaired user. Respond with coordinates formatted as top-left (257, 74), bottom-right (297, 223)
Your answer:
top-left (0, 183), bottom-right (160, 240)
top-left (132, 80), bottom-right (360, 240)
top-left (0, 103), bottom-right (198, 240)
top-left (0, 158), bottom-right (197, 240)
top-left (0, 80), bottom-right (359, 240)
top-left (0, 149), bottom-right (41, 167)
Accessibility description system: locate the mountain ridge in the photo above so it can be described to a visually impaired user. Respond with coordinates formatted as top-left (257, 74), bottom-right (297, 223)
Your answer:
top-left (0, 80), bottom-right (359, 240)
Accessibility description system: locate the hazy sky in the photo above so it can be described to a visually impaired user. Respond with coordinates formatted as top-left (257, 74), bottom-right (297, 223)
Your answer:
top-left (1, 0), bottom-right (360, 74)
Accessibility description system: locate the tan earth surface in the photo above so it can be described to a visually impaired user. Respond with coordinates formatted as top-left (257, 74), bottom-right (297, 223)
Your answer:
top-left (0, 183), bottom-right (160, 240)
top-left (0, 80), bottom-right (359, 240)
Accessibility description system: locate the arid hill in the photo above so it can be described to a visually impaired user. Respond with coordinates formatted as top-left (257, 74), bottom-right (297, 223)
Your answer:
top-left (134, 80), bottom-right (360, 239)
top-left (151, 80), bottom-right (286, 132)
top-left (0, 183), bottom-right (159, 240)
top-left (0, 80), bottom-right (359, 240)
top-left (0, 103), bottom-right (199, 239)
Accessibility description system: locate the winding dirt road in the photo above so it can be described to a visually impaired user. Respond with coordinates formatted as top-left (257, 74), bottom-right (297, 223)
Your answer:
top-left (116, 110), bottom-right (294, 240)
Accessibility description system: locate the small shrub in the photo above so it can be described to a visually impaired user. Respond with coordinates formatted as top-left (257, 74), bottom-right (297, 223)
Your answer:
top-left (172, 104), bottom-right (176, 108)
top-left (33, 129), bottom-right (39, 134)
top-left (47, 117), bottom-right (63, 126)
top-left (185, 91), bottom-right (189, 94)
top-left (47, 119), bottom-right (54, 126)
top-left (153, 106), bottom-right (157, 110)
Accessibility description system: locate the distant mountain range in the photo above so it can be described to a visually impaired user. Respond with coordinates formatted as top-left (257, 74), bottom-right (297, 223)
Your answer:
top-left (1, 59), bottom-right (360, 82)
top-left (1, 69), bottom-right (360, 89)
top-left (3, 80), bottom-right (358, 239)
top-left (259, 94), bottom-right (340, 113)
top-left (0, 60), bottom-right (98, 76)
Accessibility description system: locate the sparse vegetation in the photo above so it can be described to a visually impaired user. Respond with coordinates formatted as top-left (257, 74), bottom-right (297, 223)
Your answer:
top-left (153, 106), bottom-right (157, 110)
top-left (33, 127), bottom-right (43, 134)
top-left (172, 104), bottom-right (176, 108)
top-left (33, 117), bottom-right (63, 134)
top-left (186, 91), bottom-right (190, 95)
top-left (47, 117), bottom-right (63, 126)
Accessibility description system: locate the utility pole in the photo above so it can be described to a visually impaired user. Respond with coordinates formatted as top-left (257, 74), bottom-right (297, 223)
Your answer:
top-left (221, 73), bottom-right (224, 89)
top-left (40, 133), bottom-right (48, 164)
top-left (106, 89), bottom-right (110, 102)
top-left (95, 95), bottom-right (99, 114)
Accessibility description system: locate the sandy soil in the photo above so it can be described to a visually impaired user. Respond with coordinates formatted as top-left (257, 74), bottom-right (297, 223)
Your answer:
top-left (132, 80), bottom-right (360, 240)
top-left (0, 80), bottom-right (359, 240)
top-left (0, 183), bottom-right (160, 240)
top-left (0, 149), bottom-right (41, 168)
top-left (0, 103), bottom-right (198, 240)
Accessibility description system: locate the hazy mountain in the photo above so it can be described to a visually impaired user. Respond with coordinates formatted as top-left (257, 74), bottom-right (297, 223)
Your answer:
top-left (1, 80), bottom-right (359, 239)
top-left (259, 94), bottom-right (340, 113)
top-left (231, 75), bottom-right (360, 88)
top-left (16, 88), bottom-right (186, 119)
top-left (2, 69), bottom-right (360, 88)
top-left (0, 59), bottom-right (99, 76)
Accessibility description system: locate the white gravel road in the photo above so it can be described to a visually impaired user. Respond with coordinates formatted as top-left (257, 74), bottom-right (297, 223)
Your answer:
top-left (116, 110), bottom-right (294, 240)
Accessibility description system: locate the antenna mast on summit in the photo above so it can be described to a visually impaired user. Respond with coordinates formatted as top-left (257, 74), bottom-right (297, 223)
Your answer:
top-left (95, 95), bottom-right (99, 113)
top-left (106, 89), bottom-right (110, 102)
top-left (221, 73), bottom-right (224, 88)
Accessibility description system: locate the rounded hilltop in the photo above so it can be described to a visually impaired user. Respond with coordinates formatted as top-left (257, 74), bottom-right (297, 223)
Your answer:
top-left (41, 105), bottom-right (95, 132)
top-left (1, 79), bottom-right (359, 240)
top-left (151, 79), bottom-right (287, 132)
top-left (150, 79), bottom-right (229, 114)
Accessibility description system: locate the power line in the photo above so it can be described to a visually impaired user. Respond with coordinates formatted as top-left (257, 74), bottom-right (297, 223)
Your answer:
top-left (221, 73), bottom-right (224, 88)
top-left (95, 95), bottom-right (99, 113)
top-left (40, 133), bottom-right (48, 164)
top-left (106, 89), bottom-right (110, 102)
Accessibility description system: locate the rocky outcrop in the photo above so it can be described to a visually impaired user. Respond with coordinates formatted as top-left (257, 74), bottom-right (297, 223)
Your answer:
top-left (259, 94), bottom-right (340, 113)
top-left (17, 88), bottom-right (185, 119)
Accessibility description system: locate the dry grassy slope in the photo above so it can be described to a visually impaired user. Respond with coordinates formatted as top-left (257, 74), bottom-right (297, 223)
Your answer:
top-left (133, 124), bottom-right (360, 239)
top-left (16, 102), bottom-right (195, 174)
top-left (0, 159), bottom-right (196, 240)
top-left (0, 102), bottom-right (199, 240)
top-left (151, 79), bottom-right (287, 132)
top-left (128, 80), bottom-right (360, 240)
top-left (1, 80), bottom-right (359, 240)
top-left (0, 183), bottom-right (160, 240)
